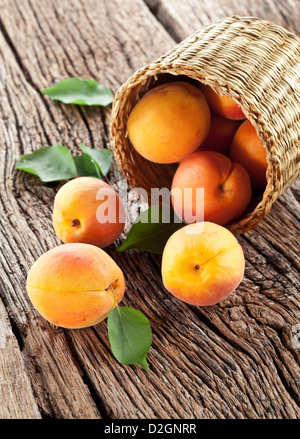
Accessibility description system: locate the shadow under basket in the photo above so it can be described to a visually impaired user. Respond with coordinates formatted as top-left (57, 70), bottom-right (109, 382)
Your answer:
top-left (110, 15), bottom-right (300, 235)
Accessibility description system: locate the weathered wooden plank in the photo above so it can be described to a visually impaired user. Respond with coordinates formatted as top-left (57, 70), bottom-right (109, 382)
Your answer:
top-left (0, 0), bottom-right (180, 419)
top-left (0, 0), bottom-right (299, 419)
top-left (143, 0), bottom-right (300, 416)
top-left (0, 23), bottom-right (104, 419)
top-left (0, 298), bottom-right (41, 419)
top-left (144, 0), bottom-right (300, 41)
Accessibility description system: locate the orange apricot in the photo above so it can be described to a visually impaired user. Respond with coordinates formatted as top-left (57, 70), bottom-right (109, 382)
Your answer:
top-left (200, 111), bottom-right (241, 155)
top-left (127, 81), bottom-right (211, 164)
top-left (53, 177), bottom-right (125, 248)
top-left (229, 120), bottom-right (268, 189)
top-left (200, 84), bottom-right (246, 120)
top-left (171, 150), bottom-right (252, 226)
top-left (26, 243), bottom-right (125, 329)
top-left (161, 222), bottom-right (245, 306)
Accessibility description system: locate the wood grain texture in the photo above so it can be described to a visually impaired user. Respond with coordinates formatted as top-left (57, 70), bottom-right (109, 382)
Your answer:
top-left (0, 0), bottom-right (299, 419)
top-left (145, 0), bottom-right (300, 41)
top-left (0, 299), bottom-right (41, 418)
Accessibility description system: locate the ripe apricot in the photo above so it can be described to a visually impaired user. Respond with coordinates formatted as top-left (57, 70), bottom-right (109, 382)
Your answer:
top-left (161, 222), bottom-right (245, 306)
top-left (127, 81), bottom-right (211, 164)
top-left (53, 176), bottom-right (125, 248)
top-left (200, 111), bottom-right (241, 155)
top-left (171, 150), bottom-right (252, 226)
top-left (26, 243), bottom-right (125, 329)
top-left (229, 120), bottom-right (268, 189)
top-left (200, 84), bottom-right (246, 120)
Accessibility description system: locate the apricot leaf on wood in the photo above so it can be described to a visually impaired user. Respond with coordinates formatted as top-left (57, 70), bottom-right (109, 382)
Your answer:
top-left (16, 145), bottom-right (78, 182)
top-left (73, 153), bottom-right (102, 178)
top-left (118, 205), bottom-right (185, 254)
top-left (108, 306), bottom-right (152, 370)
top-left (79, 143), bottom-right (113, 177)
top-left (41, 78), bottom-right (114, 106)
top-left (16, 144), bottom-right (113, 182)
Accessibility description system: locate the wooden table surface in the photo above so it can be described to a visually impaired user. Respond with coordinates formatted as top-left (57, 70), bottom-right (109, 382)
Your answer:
top-left (0, 0), bottom-right (299, 420)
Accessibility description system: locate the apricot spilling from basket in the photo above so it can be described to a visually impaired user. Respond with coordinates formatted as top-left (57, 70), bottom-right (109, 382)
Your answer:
top-left (200, 84), bottom-right (246, 120)
top-left (161, 222), bottom-right (245, 306)
top-left (229, 119), bottom-right (268, 189)
top-left (26, 243), bottom-right (125, 329)
top-left (127, 81), bottom-right (211, 163)
top-left (200, 111), bottom-right (241, 155)
top-left (53, 176), bottom-right (125, 248)
top-left (126, 80), bottom-right (268, 226)
top-left (171, 150), bottom-right (252, 226)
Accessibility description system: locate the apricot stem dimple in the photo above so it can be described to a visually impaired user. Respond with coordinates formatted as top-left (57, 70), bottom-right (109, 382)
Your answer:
top-left (194, 264), bottom-right (200, 270)
top-left (72, 219), bottom-right (81, 227)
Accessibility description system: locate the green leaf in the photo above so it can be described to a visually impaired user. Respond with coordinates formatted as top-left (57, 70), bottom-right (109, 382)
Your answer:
top-left (41, 78), bottom-right (114, 106)
top-left (16, 145), bottom-right (78, 182)
top-left (73, 154), bottom-right (101, 178)
top-left (118, 205), bottom-right (185, 254)
top-left (108, 306), bottom-right (152, 370)
top-left (80, 143), bottom-right (113, 176)
top-left (16, 143), bottom-right (113, 183)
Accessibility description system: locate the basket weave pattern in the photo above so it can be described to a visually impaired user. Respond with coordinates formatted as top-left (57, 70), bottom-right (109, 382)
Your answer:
top-left (111, 16), bottom-right (300, 234)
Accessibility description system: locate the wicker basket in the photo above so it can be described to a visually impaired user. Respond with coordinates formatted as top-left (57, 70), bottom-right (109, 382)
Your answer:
top-left (110, 16), bottom-right (300, 234)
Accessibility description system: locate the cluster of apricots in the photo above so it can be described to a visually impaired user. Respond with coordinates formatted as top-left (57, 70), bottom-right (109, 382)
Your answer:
top-left (127, 81), bottom-right (268, 227)
top-left (27, 177), bottom-right (126, 329)
top-left (127, 80), bottom-right (269, 306)
top-left (26, 80), bottom-right (265, 333)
